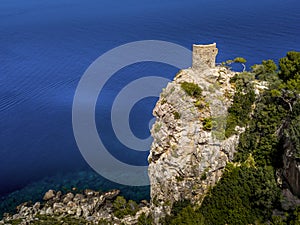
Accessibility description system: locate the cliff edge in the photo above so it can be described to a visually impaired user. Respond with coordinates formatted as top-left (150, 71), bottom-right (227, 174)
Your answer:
top-left (148, 43), bottom-right (243, 222)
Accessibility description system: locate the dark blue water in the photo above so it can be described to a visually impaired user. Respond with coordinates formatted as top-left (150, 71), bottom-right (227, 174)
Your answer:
top-left (0, 0), bottom-right (300, 198)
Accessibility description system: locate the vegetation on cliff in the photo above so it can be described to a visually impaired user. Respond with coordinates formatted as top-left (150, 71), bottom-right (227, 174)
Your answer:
top-left (162, 51), bottom-right (300, 225)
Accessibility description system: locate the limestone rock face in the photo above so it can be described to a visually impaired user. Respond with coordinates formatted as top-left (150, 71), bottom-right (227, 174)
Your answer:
top-left (148, 66), bottom-right (241, 222)
top-left (283, 135), bottom-right (300, 197)
top-left (275, 113), bottom-right (300, 199)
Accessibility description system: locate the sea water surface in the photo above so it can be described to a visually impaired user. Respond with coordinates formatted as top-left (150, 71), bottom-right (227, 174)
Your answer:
top-left (0, 0), bottom-right (300, 208)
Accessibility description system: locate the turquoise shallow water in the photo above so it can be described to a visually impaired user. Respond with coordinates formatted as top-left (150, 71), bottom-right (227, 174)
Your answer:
top-left (0, 0), bottom-right (300, 210)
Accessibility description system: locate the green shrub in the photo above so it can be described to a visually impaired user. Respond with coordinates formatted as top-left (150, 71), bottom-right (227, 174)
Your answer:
top-left (162, 200), bottom-right (205, 225)
top-left (181, 82), bottom-right (202, 98)
top-left (173, 111), bottom-right (181, 119)
top-left (199, 164), bottom-right (280, 225)
top-left (203, 117), bottom-right (213, 131)
top-left (8, 219), bottom-right (22, 225)
top-left (234, 57), bottom-right (247, 64)
top-left (279, 51), bottom-right (300, 82)
top-left (175, 176), bottom-right (184, 182)
top-left (225, 72), bottom-right (255, 138)
top-left (195, 99), bottom-right (208, 110)
top-left (167, 205), bottom-right (205, 225)
top-left (200, 172), bottom-right (207, 180)
top-left (32, 214), bottom-right (87, 224)
top-left (252, 59), bottom-right (278, 81)
top-left (137, 213), bottom-right (153, 225)
top-left (113, 196), bottom-right (138, 218)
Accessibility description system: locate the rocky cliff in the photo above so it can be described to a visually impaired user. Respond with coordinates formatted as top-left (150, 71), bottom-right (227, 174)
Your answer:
top-left (148, 44), bottom-right (244, 222)
top-left (282, 123), bottom-right (300, 198)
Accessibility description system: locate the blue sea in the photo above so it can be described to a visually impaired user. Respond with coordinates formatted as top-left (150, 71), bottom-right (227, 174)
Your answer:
top-left (0, 0), bottom-right (300, 213)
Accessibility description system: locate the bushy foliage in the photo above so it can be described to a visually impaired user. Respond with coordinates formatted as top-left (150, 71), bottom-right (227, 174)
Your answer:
top-left (234, 52), bottom-right (300, 166)
top-left (32, 214), bottom-right (87, 225)
top-left (173, 111), bottom-right (181, 119)
top-left (199, 162), bottom-right (280, 225)
top-left (234, 57), bottom-right (247, 64)
top-left (233, 89), bottom-right (287, 166)
top-left (225, 72), bottom-right (255, 137)
top-left (166, 205), bottom-right (205, 225)
top-left (113, 196), bottom-right (138, 218)
top-left (196, 51), bottom-right (300, 225)
top-left (265, 207), bottom-right (300, 225)
top-left (137, 213), bottom-right (153, 225)
top-left (287, 102), bottom-right (300, 158)
top-left (202, 117), bottom-right (213, 131)
top-left (289, 207), bottom-right (300, 225)
top-left (223, 56), bottom-right (247, 71)
top-left (279, 51), bottom-right (300, 82)
top-left (252, 59), bottom-right (278, 80)
top-left (162, 200), bottom-right (205, 225)
top-left (180, 82), bottom-right (202, 98)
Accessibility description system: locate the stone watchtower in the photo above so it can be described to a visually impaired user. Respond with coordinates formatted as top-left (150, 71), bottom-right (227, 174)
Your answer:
top-left (192, 43), bottom-right (218, 71)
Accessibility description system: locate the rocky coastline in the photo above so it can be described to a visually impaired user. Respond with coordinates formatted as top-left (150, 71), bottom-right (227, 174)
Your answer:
top-left (1, 188), bottom-right (150, 225)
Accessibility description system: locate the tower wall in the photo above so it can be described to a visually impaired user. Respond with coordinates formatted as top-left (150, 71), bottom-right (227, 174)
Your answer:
top-left (192, 43), bottom-right (218, 70)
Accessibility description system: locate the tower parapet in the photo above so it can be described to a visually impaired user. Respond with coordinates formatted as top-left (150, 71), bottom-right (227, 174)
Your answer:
top-left (192, 43), bottom-right (218, 71)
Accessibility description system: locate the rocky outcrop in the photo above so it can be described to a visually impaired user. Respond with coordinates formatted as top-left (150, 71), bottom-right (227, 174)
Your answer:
top-left (148, 63), bottom-right (242, 222)
top-left (282, 134), bottom-right (300, 197)
top-left (0, 189), bottom-right (150, 225)
top-left (276, 110), bottom-right (300, 199)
